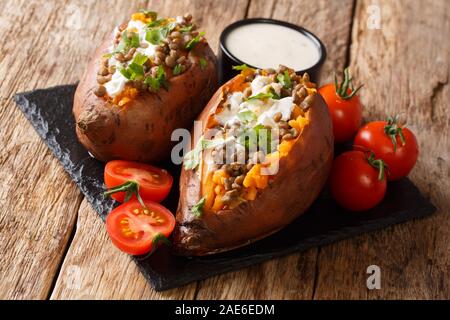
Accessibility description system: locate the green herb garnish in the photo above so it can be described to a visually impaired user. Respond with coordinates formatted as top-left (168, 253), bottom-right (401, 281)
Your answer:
top-left (144, 76), bottom-right (161, 91)
top-left (116, 30), bottom-right (140, 52)
top-left (237, 110), bottom-right (257, 124)
top-left (139, 9), bottom-right (158, 21)
top-left (105, 30), bottom-right (141, 58)
top-left (160, 22), bottom-right (177, 38)
top-left (157, 65), bottom-right (170, 90)
top-left (127, 63), bottom-right (145, 79)
top-left (183, 137), bottom-right (232, 170)
top-left (119, 53), bottom-right (148, 81)
top-left (192, 197), bottom-right (206, 218)
top-left (246, 92), bottom-right (273, 101)
top-left (120, 68), bottom-right (132, 80)
top-left (183, 138), bottom-right (203, 170)
top-left (232, 64), bottom-right (249, 71)
top-left (146, 28), bottom-right (164, 45)
top-left (179, 25), bottom-right (194, 33)
top-left (185, 32), bottom-right (205, 50)
top-left (132, 52), bottom-right (148, 65)
top-left (246, 88), bottom-right (280, 101)
top-left (145, 22), bottom-right (176, 45)
top-left (199, 58), bottom-right (207, 71)
top-left (173, 64), bottom-right (183, 75)
top-left (277, 70), bottom-right (292, 89)
top-left (238, 124), bottom-right (272, 153)
top-left (147, 18), bottom-right (166, 28)
top-left (144, 65), bottom-right (169, 91)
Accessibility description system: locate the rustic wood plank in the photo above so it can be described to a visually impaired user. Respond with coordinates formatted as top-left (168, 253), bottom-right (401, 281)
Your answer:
top-left (0, 0), bottom-right (161, 300)
top-left (195, 0), bottom-right (355, 299)
top-left (313, 0), bottom-right (450, 299)
top-left (50, 0), bottom-right (249, 299)
top-left (0, 0), bottom-right (126, 299)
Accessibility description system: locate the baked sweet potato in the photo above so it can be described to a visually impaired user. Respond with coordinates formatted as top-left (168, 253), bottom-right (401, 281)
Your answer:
top-left (73, 12), bottom-right (217, 162)
top-left (174, 66), bottom-right (334, 256)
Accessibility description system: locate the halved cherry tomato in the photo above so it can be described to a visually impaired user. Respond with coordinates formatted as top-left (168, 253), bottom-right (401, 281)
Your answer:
top-left (106, 199), bottom-right (175, 255)
top-left (354, 116), bottom-right (419, 181)
top-left (104, 160), bottom-right (173, 203)
top-left (330, 151), bottom-right (387, 211)
top-left (318, 68), bottom-right (363, 143)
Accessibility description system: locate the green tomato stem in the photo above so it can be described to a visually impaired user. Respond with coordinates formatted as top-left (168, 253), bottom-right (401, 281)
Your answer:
top-left (104, 180), bottom-right (146, 208)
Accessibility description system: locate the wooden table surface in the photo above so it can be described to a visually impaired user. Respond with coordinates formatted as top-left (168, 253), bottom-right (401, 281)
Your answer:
top-left (0, 0), bottom-right (448, 300)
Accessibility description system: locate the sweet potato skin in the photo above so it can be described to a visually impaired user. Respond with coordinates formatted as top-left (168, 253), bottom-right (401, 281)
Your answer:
top-left (73, 34), bottom-right (218, 163)
top-left (173, 77), bottom-right (334, 256)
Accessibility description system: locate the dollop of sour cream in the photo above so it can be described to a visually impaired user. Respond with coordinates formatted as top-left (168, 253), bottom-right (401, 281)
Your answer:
top-left (215, 75), bottom-right (294, 130)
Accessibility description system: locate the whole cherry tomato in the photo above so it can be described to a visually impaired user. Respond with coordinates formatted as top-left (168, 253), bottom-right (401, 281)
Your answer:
top-left (319, 68), bottom-right (363, 143)
top-left (354, 116), bottom-right (419, 181)
top-left (330, 150), bottom-right (387, 211)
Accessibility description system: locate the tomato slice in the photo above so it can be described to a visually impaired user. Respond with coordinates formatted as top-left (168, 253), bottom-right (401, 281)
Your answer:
top-left (104, 160), bottom-right (173, 203)
top-left (106, 199), bottom-right (175, 255)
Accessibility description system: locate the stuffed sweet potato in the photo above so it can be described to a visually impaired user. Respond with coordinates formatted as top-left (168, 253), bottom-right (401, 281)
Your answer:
top-left (174, 66), bottom-right (334, 256)
top-left (73, 11), bottom-right (217, 162)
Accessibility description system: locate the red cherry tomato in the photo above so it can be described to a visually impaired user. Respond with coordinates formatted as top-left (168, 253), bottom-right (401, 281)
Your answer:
top-left (354, 117), bottom-right (419, 181)
top-left (106, 199), bottom-right (175, 255)
top-left (104, 160), bottom-right (173, 203)
top-left (330, 151), bottom-right (387, 212)
top-left (318, 69), bottom-right (363, 143)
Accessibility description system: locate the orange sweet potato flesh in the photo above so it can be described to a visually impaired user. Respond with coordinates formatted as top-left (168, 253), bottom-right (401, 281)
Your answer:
top-left (73, 33), bottom-right (218, 163)
top-left (173, 75), bottom-right (334, 256)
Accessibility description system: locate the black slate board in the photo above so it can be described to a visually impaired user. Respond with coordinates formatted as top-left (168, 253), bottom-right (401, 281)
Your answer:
top-left (14, 84), bottom-right (436, 291)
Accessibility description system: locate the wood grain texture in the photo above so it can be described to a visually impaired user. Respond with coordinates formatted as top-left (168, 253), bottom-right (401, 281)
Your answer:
top-left (49, 0), bottom-right (250, 299)
top-left (195, 0), bottom-right (355, 300)
top-left (0, 0), bottom-right (156, 300)
top-left (0, 0), bottom-right (106, 299)
top-left (2, 0), bottom-right (448, 300)
top-left (312, 0), bottom-right (449, 299)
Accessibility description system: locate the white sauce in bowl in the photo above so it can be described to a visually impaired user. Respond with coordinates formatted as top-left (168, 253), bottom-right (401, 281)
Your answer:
top-left (225, 23), bottom-right (320, 71)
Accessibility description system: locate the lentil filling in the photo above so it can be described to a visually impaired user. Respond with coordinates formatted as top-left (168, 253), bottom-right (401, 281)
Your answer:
top-left (94, 11), bottom-right (206, 107)
top-left (184, 65), bottom-right (317, 212)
